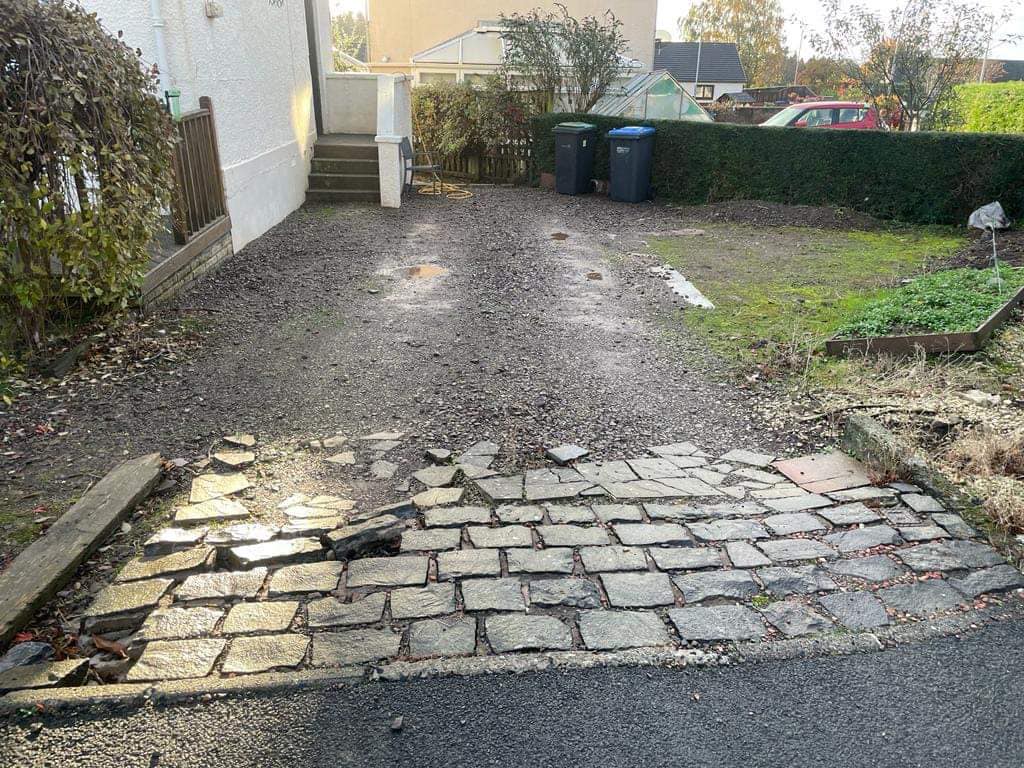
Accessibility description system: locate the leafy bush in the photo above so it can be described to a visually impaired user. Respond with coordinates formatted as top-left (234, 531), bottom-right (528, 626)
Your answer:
top-left (412, 78), bottom-right (539, 158)
top-left (530, 112), bottom-right (1024, 224)
top-left (938, 82), bottom-right (1024, 134)
top-left (835, 267), bottom-right (1024, 338)
top-left (1, 0), bottom-right (175, 350)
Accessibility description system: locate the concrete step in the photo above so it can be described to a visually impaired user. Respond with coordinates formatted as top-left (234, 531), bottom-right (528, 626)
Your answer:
top-left (308, 172), bottom-right (380, 191)
top-left (313, 142), bottom-right (377, 161)
top-left (311, 157), bottom-right (379, 175)
top-left (306, 188), bottom-right (381, 203)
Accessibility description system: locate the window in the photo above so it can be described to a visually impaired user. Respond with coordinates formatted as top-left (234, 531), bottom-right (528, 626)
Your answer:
top-left (798, 108), bottom-right (833, 127)
top-left (420, 72), bottom-right (457, 84)
top-left (838, 108), bottom-right (868, 123)
top-left (695, 84), bottom-right (714, 100)
top-left (463, 74), bottom-right (491, 87)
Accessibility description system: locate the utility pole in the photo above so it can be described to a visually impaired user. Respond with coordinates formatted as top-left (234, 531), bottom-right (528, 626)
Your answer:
top-left (793, 24), bottom-right (804, 85)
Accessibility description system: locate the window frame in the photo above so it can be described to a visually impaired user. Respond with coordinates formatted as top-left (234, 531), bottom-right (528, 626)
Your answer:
top-left (694, 83), bottom-right (715, 100)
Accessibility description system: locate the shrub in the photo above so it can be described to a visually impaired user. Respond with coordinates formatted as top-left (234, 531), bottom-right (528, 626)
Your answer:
top-left (1, 0), bottom-right (175, 350)
top-left (530, 112), bottom-right (1024, 225)
top-left (938, 82), bottom-right (1024, 134)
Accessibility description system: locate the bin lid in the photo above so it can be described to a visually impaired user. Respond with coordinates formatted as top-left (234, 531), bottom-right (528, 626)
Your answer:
top-left (553, 122), bottom-right (598, 134)
top-left (608, 126), bottom-right (656, 138)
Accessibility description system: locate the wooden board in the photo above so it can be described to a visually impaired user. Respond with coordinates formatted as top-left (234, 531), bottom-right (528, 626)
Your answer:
top-left (826, 284), bottom-right (1024, 358)
top-left (0, 454), bottom-right (163, 649)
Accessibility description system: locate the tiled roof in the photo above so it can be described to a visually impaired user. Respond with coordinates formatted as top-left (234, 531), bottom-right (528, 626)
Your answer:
top-left (653, 41), bottom-right (746, 84)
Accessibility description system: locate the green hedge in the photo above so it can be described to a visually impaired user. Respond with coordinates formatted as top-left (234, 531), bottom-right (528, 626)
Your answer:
top-left (940, 82), bottom-right (1024, 134)
top-left (531, 113), bottom-right (1024, 224)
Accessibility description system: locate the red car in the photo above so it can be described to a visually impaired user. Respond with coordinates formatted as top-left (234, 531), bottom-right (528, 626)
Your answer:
top-left (760, 101), bottom-right (883, 130)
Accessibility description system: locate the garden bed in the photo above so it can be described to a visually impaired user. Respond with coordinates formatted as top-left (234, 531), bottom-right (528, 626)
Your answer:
top-left (826, 268), bottom-right (1024, 357)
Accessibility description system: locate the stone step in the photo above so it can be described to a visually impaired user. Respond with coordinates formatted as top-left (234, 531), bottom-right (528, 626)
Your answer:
top-left (306, 188), bottom-right (381, 204)
top-left (313, 142), bottom-right (377, 161)
top-left (308, 172), bottom-right (380, 191)
top-left (311, 157), bottom-right (378, 175)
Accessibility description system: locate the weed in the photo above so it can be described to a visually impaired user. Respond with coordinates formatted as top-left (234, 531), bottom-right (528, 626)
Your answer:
top-left (752, 594), bottom-right (772, 608)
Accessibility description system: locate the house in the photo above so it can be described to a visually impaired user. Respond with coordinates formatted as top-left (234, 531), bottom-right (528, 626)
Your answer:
top-left (652, 41), bottom-right (746, 103)
top-left (719, 85), bottom-right (818, 106)
top-left (363, 0), bottom-right (658, 76)
top-left (408, 23), bottom-right (643, 88)
top-left (589, 71), bottom-right (712, 122)
top-left (81, 0), bottom-right (319, 253)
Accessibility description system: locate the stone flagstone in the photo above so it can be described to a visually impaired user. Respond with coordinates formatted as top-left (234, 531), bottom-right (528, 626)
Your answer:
top-left (578, 610), bottom-right (670, 650)
top-left (902, 493), bottom-right (945, 513)
top-left (529, 578), bottom-right (601, 608)
top-left (222, 601), bottom-right (298, 634)
top-left (212, 451), bottom-right (255, 469)
top-left (546, 444), bottom-right (590, 465)
top-left (268, 561), bottom-right (344, 595)
top-left (307, 593), bottom-right (387, 628)
top-left (507, 548), bottom-right (575, 574)
top-left (878, 580), bottom-right (965, 616)
top-left (537, 525), bottom-right (610, 547)
top-left (601, 573), bottom-right (675, 607)
top-left (720, 449), bottom-right (774, 467)
top-left (826, 555), bottom-right (904, 582)
top-left (413, 466), bottom-right (460, 488)
top-left (668, 605), bottom-right (766, 641)
top-left (818, 592), bottom-right (889, 629)
top-left (592, 504), bottom-right (643, 522)
top-left (144, 527), bottom-right (208, 556)
top-left (897, 540), bottom-right (1004, 572)
top-left (436, 550), bottom-right (501, 579)
top-left (116, 546), bottom-right (216, 583)
top-left (174, 497), bottom-right (249, 526)
top-left (461, 578), bottom-right (526, 611)
top-left (757, 566), bottom-right (837, 596)
top-left (672, 570), bottom-right (758, 603)
top-left (126, 638), bottom-right (226, 682)
top-left (205, 523), bottom-right (278, 547)
top-left (613, 522), bottom-right (692, 546)
top-left (134, 606), bottom-right (223, 642)
top-left (575, 461), bottom-right (638, 485)
top-left (312, 629), bottom-right (402, 666)
top-left (763, 494), bottom-right (832, 513)
top-left (400, 528), bottom-right (463, 552)
top-left (763, 513), bottom-right (827, 536)
top-left (524, 482), bottom-right (592, 502)
top-left (579, 546), bottom-right (648, 572)
top-left (390, 583), bottom-right (456, 619)
top-left (475, 475), bottom-right (524, 502)
top-left (467, 525), bottom-right (532, 548)
top-left (627, 457), bottom-right (689, 480)
top-left (948, 565), bottom-right (1024, 597)
top-left (347, 556), bottom-right (428, 588)
top-left (760, 601), bottom-right (834, 637)
top-left (817, 503), bottom-right (881, 526)
top-left (649, 442), bottom-right (701, 457)
top-left (824, 525), bottom-right (901, 553)
top-left (408, 617), bottom-right (477, 657)
top-left (0, 659), bottom-right (89, 693)
top-left (228, 538), bottom-right (323, 569)
top-left (546, 504), bottom-right (596, 524)
top-left (83, 578), bottom-right (174, 633)
top-left (758, 539), bottom-right (836, 563)
top-left (222, 634), bottom-right (308, 674)
top-left (724, 541), bottom-right (771, 568)
top-left (412, 487), bottom-right (464, 508)
top-left (688, 519), bottom-right (769, 542)
top-left (424, 506), bottom-right (491, 528)
top-left (224, 434), bottom-right (256, 448)
top-left (496, 504), bottom-right (545, 523)
top-left (649, 547), bottom-right (722, 571)
top-left (189, 473), bottom-right (250, 503)
top-left (931, 513), bottom-right (976, 539)
top-left (486, 615), bottom-right (572, 653)
top-left (175, 568), bottom-right (267, 602)
top-left (325, 515), bottom-right (406, 559)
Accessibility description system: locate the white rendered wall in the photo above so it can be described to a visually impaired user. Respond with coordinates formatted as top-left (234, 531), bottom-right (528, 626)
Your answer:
top-left (80, 0), bottom-right (316, 251)
top-left (680, 81), bottom-right (746, 101)
top-left (324, 74), bottom-right (379, 134)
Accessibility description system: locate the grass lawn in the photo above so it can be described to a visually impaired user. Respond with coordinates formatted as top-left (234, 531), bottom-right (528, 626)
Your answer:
top-left (647, 223), bottom-right (966, 370)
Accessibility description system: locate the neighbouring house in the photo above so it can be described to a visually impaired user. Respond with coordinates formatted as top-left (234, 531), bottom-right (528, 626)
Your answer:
top-left (982, 59), bottom-right (1024, 82)
top-left (81, 0), bottom-right (318, 254)
top-left (719, 85), bottom-right (819, 107)
top-left (589, 71), bottom-right (712, 122)
top-left (363, 0), bottom-right (658, 77)
top-left (653, 41), bottom-right (746, 104)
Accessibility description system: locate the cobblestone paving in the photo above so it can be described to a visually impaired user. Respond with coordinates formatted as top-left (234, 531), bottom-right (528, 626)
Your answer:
top-left (8, 433), bottom-right (1022, 691)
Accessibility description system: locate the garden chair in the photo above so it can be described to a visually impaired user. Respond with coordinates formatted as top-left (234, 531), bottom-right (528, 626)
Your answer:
top-left (400, 137), bottom-right (442, 195)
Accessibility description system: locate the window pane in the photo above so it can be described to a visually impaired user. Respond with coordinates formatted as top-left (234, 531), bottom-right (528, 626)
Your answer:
top-left (420, 72), bottom-right (457, 84)
top-left (801, 108), bottom-right (833, 126)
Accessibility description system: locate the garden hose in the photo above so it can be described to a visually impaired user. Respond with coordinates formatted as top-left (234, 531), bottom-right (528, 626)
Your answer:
top-left (416, 179), bottom-right (473, 201)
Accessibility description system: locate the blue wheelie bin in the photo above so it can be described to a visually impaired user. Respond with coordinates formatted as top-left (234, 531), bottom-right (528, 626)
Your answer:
top-left (552, 122), bottom-right (597, 195)
top-left (607, 126), bottom-right (656, 202)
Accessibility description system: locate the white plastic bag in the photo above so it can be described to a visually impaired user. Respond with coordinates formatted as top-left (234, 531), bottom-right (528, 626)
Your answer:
top-left (968, 201), bottom-right (1010, 231)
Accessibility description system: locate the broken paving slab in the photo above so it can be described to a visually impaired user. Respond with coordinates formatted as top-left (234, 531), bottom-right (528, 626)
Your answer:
top-left (902, 493), bottom-right (945, 513)
top-left (720, 449), bottom-right (774, 467)
top-left (212, 450), bottom-right (256, 469)
top-left (948, 565), bottom-right (1024, 597)
top-left (268, 561), bottom-right (345, 595)
top-left (759, 601), bottom-right (834, 637)
top-left (577, 610), bottom-right (670, 650)
top-left (592, 504), bottom-right (643, 523)
top-left (323, 515), bottom-right (405, 559)
top-left (626, 457), bottom-right (690, 480)
top-left (307, 593), bottom-right (387, 628)
top-left (575, 461), bottom-right (638, 485)
top-left (222, 633), bottom-right (309, 675)
top-left (601, 480), bottom-right (688, 500)
top-left (763, 494), bottom-right (832, 514)
top-left (359, 431), bottom-right (405, 442)
top-left (524, 482), bottom-right (593, 502)
top-left (546, 504), bottom-right (596, 524)
top-left (772, 451), bottom-right (871, 494)
top-left (723, 541), bottom-right (771, 569)
top-left (280, 516), bottom-right (346, 538)
top-left (144, 527), bottom-right (209, 556)
top-left (227, 538), bottom-right (323, 569)
top-left (486, 615), bottom-right (573, 653)
top-left (174, 497), bottom-right (249, 526)
top-left (877, 580), bottom-right (965, 616)
top-left (412, 466), bottom-right (460, 488)
top-left (175, 568), bottom-right (267, 602)
top-left (757, 566), bottom-right (837, 596)
top-left (126, 638), bottom-right (226, 681)
top-left (222, 601), bottom-right (299, 634)
top-left (189, 472), bottom-right (251, 504)
top-left (312, 628), bottom-right (402, 666)
top-left (824, 525), bottom-right (901, 553)
top-left (224, 434), bottom-right (256, 448)
top-left (412, 487), bottom-right (465, 508)
top-left (0, 659), bottom-right (89, 693)
top-left (475, 475), bottom-right (524, 503)
top-left (116, 546), bottom-right (216, 583)
top-left (545, 444), bottom-right (589, 465)
top-left (83, 578), bottom-right (174, 633)
top-left (205, 523), bottom-right (279, 548)
top-left (370, 460), bottom-right (398, 480)
top-left (325, 451), bottom-right (357, 466)
top-left (648, 442), bottom-right (701, 457)
top-left (896, 540), bottom-right (1004, 572)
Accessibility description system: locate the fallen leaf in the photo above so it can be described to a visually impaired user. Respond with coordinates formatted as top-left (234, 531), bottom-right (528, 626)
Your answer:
top-left (92, 634), bottom-right (127, 658)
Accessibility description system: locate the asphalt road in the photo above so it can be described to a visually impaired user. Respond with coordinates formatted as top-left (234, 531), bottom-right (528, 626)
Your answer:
top-left (6, 620), bottom-right (1024, 767)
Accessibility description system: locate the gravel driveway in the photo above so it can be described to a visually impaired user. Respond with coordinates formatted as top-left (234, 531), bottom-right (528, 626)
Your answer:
top-left (2, 187), bottom-right (797, 549)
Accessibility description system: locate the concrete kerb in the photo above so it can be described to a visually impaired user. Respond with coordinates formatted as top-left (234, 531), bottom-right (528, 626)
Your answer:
top-left (4, 602), bottom-right (1022, 719)
top-left (841, 412), bottom-right (1024, 569)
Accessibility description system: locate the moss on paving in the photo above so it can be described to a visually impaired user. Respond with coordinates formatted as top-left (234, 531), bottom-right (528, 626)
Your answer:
top-left (647, 223), bottom-right (965, 365)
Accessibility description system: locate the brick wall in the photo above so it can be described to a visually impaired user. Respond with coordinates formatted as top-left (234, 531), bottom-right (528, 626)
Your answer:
top-left (141, 224), bottom-right (233, 310)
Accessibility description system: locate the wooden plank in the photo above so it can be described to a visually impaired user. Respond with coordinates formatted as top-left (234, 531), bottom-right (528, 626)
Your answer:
top-left (0, 454), bottom-right (163, 649)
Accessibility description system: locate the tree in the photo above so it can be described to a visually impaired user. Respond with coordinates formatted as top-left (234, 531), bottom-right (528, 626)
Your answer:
top-left (797, 57), bottom-right (858, 98)
top-left (679, 0), bottom-right (787, 86)
top-left (331, 11), bottom-right (367, 70)
top-left (1, 0), bottom-right (174, 349)
top-left (500, 4), bottom-right (628, 113)
top-left (813, 0), bottom-right (1009, 130)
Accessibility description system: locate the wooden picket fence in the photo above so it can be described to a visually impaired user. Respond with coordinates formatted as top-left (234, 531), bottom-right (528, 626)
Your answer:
top-left (170, 96), bottom-right (228, 244)
top-left (439, 138), bottom-right (533, 184)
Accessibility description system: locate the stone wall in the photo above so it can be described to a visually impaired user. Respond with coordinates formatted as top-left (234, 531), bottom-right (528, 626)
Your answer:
top-left (141, 222), bottom-right (234, 310)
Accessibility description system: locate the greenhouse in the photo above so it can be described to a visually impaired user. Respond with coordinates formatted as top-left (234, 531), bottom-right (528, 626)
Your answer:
top-left (588, 71), bottom-right (712, 122)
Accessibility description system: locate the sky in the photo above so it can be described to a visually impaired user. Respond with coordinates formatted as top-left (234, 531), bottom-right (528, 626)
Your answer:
top-left (329, 0), bottom-right (1024, 59)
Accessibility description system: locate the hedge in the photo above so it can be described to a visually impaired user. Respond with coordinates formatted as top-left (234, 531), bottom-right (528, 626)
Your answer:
top-left (940, 82), bottom-right (1024, 134)
top-left (531, 113), bottom-right (1024, 225)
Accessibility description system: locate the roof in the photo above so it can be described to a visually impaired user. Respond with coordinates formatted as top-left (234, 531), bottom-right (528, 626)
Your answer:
top-left (588, 70), bottom-right (712, 122)
top-left (654, 41), bottom-right (746, 84)
top-left (991, 59), bottom-right (1024, 81)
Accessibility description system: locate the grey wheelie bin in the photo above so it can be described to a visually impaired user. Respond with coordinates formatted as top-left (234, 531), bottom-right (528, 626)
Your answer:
top-left (607, 126), bottom-right (656, 202)
top-left (552, 122), bottom-right (597, 195)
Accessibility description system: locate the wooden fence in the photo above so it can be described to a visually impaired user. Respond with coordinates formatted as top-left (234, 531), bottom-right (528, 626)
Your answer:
top-left (171, 96), bottom-right (228, 244)
top-left (439, 139), bottom-right (532, 184)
